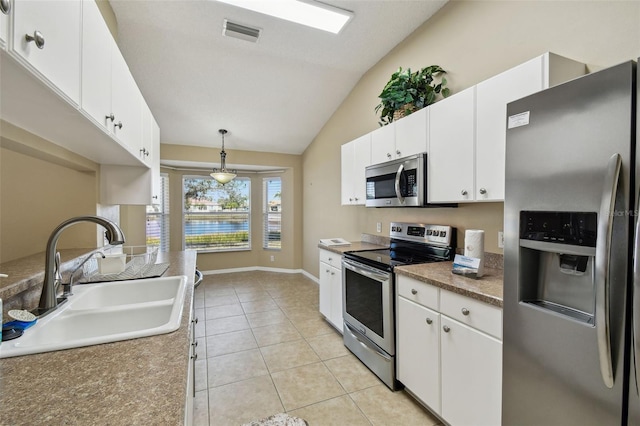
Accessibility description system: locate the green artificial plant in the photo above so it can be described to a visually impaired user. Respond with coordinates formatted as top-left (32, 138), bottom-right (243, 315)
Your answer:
top-left (375, 65), bottom-right (450, 126)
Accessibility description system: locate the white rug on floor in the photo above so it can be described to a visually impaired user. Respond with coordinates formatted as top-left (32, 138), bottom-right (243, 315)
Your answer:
top-left (242, 413), bottom-right (308, 426)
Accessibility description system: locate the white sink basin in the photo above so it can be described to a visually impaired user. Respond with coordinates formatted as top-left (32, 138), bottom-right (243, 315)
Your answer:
top-left (0, 275), bottom-right (188, 358)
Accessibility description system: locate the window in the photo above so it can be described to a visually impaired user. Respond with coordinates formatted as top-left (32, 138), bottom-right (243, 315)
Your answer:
top-left (263, 177), bottom-right (281, 249)
top-left (146, 173), bottom-right (170, 251)
top-left (183, 176), bottom-right (250, 251)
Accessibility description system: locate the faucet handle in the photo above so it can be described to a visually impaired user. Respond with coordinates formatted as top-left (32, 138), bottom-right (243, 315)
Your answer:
top-left (54, 252), bottom-right (62, 281)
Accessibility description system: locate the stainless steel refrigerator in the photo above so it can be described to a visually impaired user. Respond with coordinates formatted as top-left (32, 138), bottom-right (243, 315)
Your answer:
top-left (503, 60), bottom-right (638, 425)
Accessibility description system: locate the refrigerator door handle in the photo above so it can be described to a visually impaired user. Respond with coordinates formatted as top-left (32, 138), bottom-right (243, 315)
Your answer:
top-left (595, 153), bottom-right (621, 389)
top-left (634, 185), bottom-right (640, 394)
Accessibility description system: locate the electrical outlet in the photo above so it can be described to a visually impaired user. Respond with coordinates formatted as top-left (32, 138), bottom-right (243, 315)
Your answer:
top-left (377, 222), bottom-right (382, 233)
top-left (270, 255), bottom-right (275, 262)
top-left (498, 231), bottom-right (504, 249)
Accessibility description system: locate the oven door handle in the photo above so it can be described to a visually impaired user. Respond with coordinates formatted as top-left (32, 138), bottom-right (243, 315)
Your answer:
top-left (345, 322), bottom-right (392, 361)
top-left (343, 259), bottom-right (390, 282)
top-left (394, 163), bottom-right (405, 204)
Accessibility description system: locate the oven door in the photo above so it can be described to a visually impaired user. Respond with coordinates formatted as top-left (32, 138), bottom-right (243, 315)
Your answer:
top-left (342, 257), bottom-right (395, 355)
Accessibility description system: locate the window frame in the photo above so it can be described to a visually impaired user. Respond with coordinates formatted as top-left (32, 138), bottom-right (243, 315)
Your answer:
top-left (146, 173), bottom-right (170, 251)
top-left (263, 177), bottom-right (282, 250)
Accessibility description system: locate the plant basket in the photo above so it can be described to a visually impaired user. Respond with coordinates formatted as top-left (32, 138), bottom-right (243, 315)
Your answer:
top-left (393, 103), bottom-right (418, 121)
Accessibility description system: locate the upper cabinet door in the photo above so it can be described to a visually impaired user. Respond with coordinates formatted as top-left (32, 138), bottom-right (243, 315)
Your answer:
top-left (11, 0), bottom-right (81, 106)
top-left (81, 0), bottom-right (113, 132)
top-left (475, 56), bottom-right (544, 201)
top-left (428, 86), bottom-right (476, 203)
top-left (394, 107), bottom-right (428, 159)
top-left (0, 0), bottom-right (10, 49)
top-left (370, 123), bottom-right (395, 165)
top-left (111, 46), bottom-right (143, 150)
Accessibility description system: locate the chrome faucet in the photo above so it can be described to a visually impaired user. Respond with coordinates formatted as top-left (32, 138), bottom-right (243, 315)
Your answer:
top-left (36, 216), bottom-right (125, 317)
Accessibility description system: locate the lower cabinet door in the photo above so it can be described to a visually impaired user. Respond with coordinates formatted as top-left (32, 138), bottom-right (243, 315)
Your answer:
top-left (319, 262), bottom-right (332, 320)
top-left (329, 265), bottom-right (343, 331)
top-left (397, 297), bottom-right (441, 414)
top-left (441, 316), bottom-right (502, 426)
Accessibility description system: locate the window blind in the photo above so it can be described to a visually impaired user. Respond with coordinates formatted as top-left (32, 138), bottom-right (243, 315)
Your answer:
top-left (263, 177), bottom-right (281, 249)
top-left (183, 176), bottom-right (251, 251)
top-left (146, 173), bottom-right (170, 251)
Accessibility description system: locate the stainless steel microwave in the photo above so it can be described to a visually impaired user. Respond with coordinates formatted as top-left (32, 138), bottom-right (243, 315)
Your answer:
top-left (365, 153), bottom-right (427, 207)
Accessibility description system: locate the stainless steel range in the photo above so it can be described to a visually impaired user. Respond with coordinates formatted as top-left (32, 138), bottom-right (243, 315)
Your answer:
top-left (342, 222), bottom-right (456, 390)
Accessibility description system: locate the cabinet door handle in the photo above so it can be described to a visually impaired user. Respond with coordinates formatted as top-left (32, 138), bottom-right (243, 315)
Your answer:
top-left (115, 121), bottom-right (123, 130)
top-left (25, 31), bottom-right (45, 49)
top-left (411, 289), bottom-right (418, 295)
top-left (479, 188), bottom-right (487, 195)
top-left (461, 189), bottom-right (468, 196)
top-left (192, 317), bottom-right (198, 324)
top-left (0, 0), bottom-right (11, 15)
top-left (426, 318), bottom-right (433, 325)
top-left (387, 153), bottom-right (392, 159)
top-left (443, 325), bottom-right (450, 333)
top-left (105, 113), bottom-right (115, 122)
top-left (462, 308), bottom-right (470, 316)
top-left (191, 353), bottom-right (198, 360)
top-left (140, 148), bottom-right (149, 157)
top-left (396, 150), bottom-right (401, 156)
top-left (354, 197), bottom-right (358, 201)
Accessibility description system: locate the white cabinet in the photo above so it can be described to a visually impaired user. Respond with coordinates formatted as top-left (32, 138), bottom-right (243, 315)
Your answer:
top-left (110, 46), bottom-right (143, 150)
top-left (0, 0), bottom-right (10, 50)
top-left (341, 134), bottom-right (371, 205)
top-left (474, 52), bottom-right (585, 201)
top-left (370, 122), bottom-right (395, 164)
top-left (370, 108), bottom-right (428, 165)
top-left (11, 0), bottom-right (81, 106)
top-left (144, 105), bottom-right (161, 202)
top-left (397, 297), bottom-right (441, 414)
top-left (394, 107), bottom-right (428, 159)
top-left (81, 0), bottom-right (113, 132)
top-left (440, 316), bottom-right (502, 426)
top-left (428, 86), bottom-right (476, 203)
top-left (319, 249), bottom-right (343, 332)
top-left (396, 275), bottom-right (503, 426)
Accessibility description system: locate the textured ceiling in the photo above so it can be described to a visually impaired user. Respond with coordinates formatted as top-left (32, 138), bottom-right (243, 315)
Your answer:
top-left (109, 0), bottom-right (447, 155)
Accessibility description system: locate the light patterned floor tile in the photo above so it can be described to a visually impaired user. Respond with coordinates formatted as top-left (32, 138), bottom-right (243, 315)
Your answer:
top-left (306, 331), bottom-right (350, 360)
top-left (324, 354), bottom-right (382, 393)
top-left (208, 349), bottom-right (269, 387)
top-left (205, 315), bottom-right (250, 335)
top-left (350, 384), bottom-right (440, 425)
top-left (260, 340), bottom-right (320, 372)
top-left (208, 375), bottom-right (284, 425)
top-left (242, 298), bottom-right (279, 314)
top-left (205, 303), bottom-right (244, 320)
top-left (246, 309), bottom-right (289, 328)
top-left (288, 395), bottom-right (370, 426)
top-left (271, 362), bottom-right (345, 411)
top-left (206, 329), bottom-right (257, 357)
top-left (252, 321), bottom-right (303, 347)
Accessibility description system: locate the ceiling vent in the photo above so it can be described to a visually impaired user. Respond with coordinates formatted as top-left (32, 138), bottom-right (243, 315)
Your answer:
top-left (223, 20), bottom-right (261, 43)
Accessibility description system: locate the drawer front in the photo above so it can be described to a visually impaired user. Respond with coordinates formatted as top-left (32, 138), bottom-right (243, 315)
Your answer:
top-left (319, 249), bottom-right (342, 269)
top-left (440, 290), bottom-right (502, 340)
top-left (397, 275), bottom-right (439, 310)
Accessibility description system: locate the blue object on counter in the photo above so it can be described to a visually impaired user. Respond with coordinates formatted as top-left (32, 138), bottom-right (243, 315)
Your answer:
top-left (2, 319), bottom-right (37, 330)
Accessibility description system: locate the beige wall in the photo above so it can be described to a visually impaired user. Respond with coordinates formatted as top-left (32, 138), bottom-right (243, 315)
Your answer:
top-left (161, 144), bottom-right (303, 272)
top-left (301, 1), bottom-right (640, 277)
top-left (0, 122), bottom-right (100, 263)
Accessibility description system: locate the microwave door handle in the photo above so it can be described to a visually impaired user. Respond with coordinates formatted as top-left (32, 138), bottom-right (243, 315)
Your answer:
top-left (595, 153), bottom-right (621, 389)
top-left (395, 164), bottom-right (405, 204)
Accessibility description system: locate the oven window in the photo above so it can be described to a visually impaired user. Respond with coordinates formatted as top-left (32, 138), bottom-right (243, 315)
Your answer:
top-left (344, 268), bottom-right (384, 337)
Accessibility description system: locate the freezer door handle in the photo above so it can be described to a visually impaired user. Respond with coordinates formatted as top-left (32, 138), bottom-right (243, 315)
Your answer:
top-left (595, 153), bottom-right (621, 389)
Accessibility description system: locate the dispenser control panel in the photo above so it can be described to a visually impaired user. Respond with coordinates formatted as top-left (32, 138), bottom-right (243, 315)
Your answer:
top-left (520, 211), bottom-right (597, 247)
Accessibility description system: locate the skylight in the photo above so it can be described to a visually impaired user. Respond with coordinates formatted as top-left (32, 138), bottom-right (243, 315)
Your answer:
top-left (215, 0), bottom-right (353, 34)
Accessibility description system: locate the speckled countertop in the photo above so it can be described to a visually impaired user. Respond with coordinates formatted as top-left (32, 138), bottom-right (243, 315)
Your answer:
top-left (395, 261), bottom-right (503, 307)
top-left (0, 250), bottom-right (197, 425)
top-left (319, 240), bottom-right (503, 307)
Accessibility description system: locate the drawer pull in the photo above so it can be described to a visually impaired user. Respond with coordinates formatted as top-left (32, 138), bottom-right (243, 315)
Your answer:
top-left (192, 317), bottom-right (198, 324)
top-left (426, 318), bottom-right (433, 325)
top-left (462, 308), bottom-right (470, 316)
top-left (411, 289), bottom-right (418, 295)
top-left (443, 325), bottom-right (450, 333)
top-left (191, 353), bottom-right (198, 360)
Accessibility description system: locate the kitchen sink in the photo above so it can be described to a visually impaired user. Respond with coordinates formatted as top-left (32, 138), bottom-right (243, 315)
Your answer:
top-left (0, 275), bottom-right (188, 358)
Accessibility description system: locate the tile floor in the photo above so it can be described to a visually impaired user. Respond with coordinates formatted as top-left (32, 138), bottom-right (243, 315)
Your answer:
top-left (192, 270), bottom-right (442, 426)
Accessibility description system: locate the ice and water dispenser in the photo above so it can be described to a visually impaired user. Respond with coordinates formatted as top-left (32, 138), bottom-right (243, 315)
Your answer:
top-left (518, 211), bottom-right (598, 325)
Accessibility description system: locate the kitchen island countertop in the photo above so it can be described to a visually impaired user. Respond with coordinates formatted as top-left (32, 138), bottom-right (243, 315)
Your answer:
top-left (0, 250), bottom-right (197, 425)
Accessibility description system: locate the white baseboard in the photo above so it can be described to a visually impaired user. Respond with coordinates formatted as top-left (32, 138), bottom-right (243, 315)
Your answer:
top-left (200, 266), bottom-right (319, 284)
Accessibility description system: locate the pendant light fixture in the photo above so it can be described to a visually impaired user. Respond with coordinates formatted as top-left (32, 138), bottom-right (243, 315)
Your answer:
top-left (210, 129), bottom-right (237, 184)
